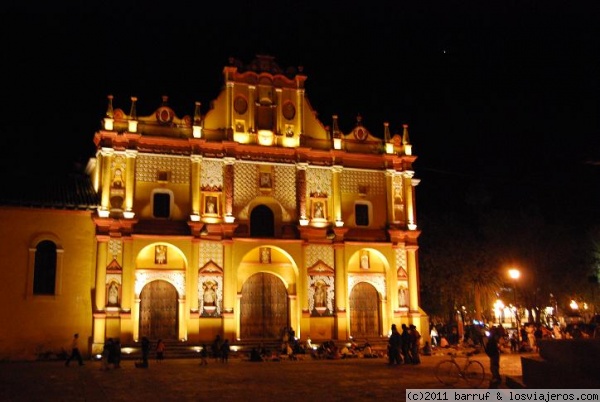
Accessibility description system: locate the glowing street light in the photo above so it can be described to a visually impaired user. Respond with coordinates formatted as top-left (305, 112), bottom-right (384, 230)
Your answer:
top-left (570, 300), bottom-right (579, 311)
top-left (508, 268), bottom-right (521, 333)
top-left (494, 299), bottom-right (505, 324)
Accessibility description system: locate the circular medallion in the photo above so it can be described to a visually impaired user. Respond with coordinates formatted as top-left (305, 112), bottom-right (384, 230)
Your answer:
top-left (234, 96), bottom-right (248, 115)
top-left (354, 128), bottom-right (367, 141)
top-left (155, 107), bottom-right (174, 124)
top-left (282, 101), bottom-right (296, 120)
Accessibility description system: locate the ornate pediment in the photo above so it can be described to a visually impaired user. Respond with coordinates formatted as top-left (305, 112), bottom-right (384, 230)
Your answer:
top-left (199, 260), bottom-right (223, 274)
top-left (397, 267), bottom-right (408, 280)
top-left (307, 260), bottom-right (334, 275)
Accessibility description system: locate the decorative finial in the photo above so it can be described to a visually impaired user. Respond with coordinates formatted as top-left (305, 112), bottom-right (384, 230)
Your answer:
top-left (384, 122), bottom-right (391, 142)
top-left (332, 115), bottom-right (340, 138)
top-left (106, 95), bottom-right (114, 118)
top-left (129, 97), bottom-right (137, 120)
top-left (193, 101), bottom-right (202, 126)
top-left (402, 124), bottom-right (410, 145)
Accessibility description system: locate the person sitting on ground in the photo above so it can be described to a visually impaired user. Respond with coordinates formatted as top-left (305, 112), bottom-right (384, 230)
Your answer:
top-left (362, 342), bottom-right (377, 358)
top-left (249, 347), bottom-right (263, 362)
top-left (422, 341), bottom-right (432, 356)
top-left (340, 344), bottom-right (357, 358)
top-left (199, 344), bottom-right (209, 365)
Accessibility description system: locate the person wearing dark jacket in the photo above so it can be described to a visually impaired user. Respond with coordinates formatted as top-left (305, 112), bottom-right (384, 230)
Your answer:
top-left (400, 324), bottom-right (412, 364)
top-left (387, 324), bottom-right (403, 365)
top-left (408, 324), bottom-right (421, 364)
top-left (485, 328), bottom-right (502, 387)
top-left (140, 337), bottom-right (150, 368)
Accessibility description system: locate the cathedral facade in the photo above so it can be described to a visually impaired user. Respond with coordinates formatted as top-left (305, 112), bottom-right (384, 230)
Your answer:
top-left (0, 56), bottom-right (425, 359)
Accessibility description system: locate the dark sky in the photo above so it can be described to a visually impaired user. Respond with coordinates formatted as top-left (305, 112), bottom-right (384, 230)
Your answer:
top-left (2, 1), bottom-right (600, 220)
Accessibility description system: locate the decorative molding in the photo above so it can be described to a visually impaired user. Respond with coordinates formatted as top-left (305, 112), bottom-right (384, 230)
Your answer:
top-left (135, 270), bottom-right (185, 297)
top-left (340, 169), bottom-right (385, 195)
top-left (305, 244), bottom-right (334, 268)
top-left (348, 273), bottom-right (386, 299)
top-left (200, 241), bottom-right (223, 269)
top-left (136, 154), bottom-right (190, 184)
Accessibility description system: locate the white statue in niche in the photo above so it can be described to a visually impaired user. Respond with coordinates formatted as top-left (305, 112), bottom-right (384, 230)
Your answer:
top-left (314, 281), bottom-right (327, 308)
top-left (360, 251), bottom-right (369, 269)
top-left (399, 286), bottom-right (408, 307)
top-left (203, 281), bottom-right (217, 306)
top-left (108, 282), bottom-right (119, 305)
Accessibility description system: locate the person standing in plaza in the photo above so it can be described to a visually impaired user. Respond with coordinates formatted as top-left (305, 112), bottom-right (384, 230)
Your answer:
top-left (113, 338), bottom-right (122, 368)
top-left (65, 333), bottom-right (84, 367)
top-left (100, 338), bottom-right (112, 370)
top-left (387, 324), bottom-right (403, 366)
top-left (140, 337), bottom-right (150, 368)
top-left (220, 339), bottom-right (230, 363)
top-left (485, 327), bottom-right (502, 387)
top-left (400, 324), bottom-right (412, 364)
top-left (212, 334), bottom-right (222, 362)
top-left (409, 324), bottom-right (421, 364)
top-left (156, 339), bottom-right (165, 362)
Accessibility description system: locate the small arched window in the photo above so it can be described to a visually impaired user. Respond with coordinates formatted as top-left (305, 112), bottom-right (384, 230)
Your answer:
top-left (33, 240), bottom-right (57, 295)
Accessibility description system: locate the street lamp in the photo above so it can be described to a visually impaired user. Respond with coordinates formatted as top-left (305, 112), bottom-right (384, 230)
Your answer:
top-left (509, 268), bottom-right (521, 333)
top-left (494, 299), bottom-right (505, 325)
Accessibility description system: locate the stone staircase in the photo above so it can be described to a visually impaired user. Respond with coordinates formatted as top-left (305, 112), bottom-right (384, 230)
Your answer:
top-left (118, 337), bottom-right (391, 361)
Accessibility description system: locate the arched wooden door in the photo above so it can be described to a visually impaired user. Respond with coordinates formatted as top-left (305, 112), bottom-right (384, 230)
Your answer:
top-left (240, 273), bottom-right (288, 339)
top-left (349, 282), bottom-right (381, 339)
top-left (139, 280), bottom-right (178, 340)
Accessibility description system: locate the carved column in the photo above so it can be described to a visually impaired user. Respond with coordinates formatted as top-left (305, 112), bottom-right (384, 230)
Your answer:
top-left (191, 155), bottom-right (202, 216)
top-left (226, 81), bottom-right (234, 136)
top-left (296, 163), bottom-right (308, 221)
top-left (248, 85), bottom-right (256, 133)
top-left (410, 176), bottom-right (421, 230)
top-left (178, 297), bottom-right (186, 341)
top-left (275, 88), bottom-right (282, 135)
top-left (223, 157), bottom-right (235, 217)
top-left (332, 165), bottom-right (343, 223)
top-left (296, 88), bottom-right (305, 136)
top-left (403, 171), bottom-right (418, 230)
top-left (100, 148), bottom-right (114, 212)
top-left (385, 169), bottom-right (395, 225)
top-left (121, 237), bottom-right (134, 312)
top-left (92, 237), bottom-right (109, 350)
top-left (334, 243), bottom-right (349, 340)
top-left (95, 238), bottom-right (108, 311)
top-left (406, 245), bottom-right (420, 314)
top-left (222, 239), bottom-right (236, 339)
top-left (124, 150), bottom-right (137, 213)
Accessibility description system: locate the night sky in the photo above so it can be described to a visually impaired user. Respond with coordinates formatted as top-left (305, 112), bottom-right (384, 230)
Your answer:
top-left (2, 1), bottom-right (600, 221)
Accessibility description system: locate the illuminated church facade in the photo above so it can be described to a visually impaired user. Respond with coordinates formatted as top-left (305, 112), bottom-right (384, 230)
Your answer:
top-left (0, 56), bottom-right (425, 359)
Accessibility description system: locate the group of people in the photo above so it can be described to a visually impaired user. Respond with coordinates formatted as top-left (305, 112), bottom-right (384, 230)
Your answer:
top-left (206, 334), bottom-right (231, 363)
top-left (387, 323), bottom-right (422, 366)
top-left (100, 338), bottom-right (122, 370)
top-left (137, 337), bottom-right (165, 368)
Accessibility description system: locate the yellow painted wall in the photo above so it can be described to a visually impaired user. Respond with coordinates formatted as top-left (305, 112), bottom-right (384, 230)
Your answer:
top-left (0, 207), bottom-right (96, 360)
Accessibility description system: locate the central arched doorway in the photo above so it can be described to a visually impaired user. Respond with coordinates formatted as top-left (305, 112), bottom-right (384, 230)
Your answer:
top-left (349, 282), bottom-right (381, 338)
top-left (139, 280), bottom-right (178, 340)
top-left (240, 273), bottom-right (288, 339)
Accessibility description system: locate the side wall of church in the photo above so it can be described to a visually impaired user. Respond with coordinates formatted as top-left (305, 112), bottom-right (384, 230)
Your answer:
top-left (0, 207), bottom-right (96, 360)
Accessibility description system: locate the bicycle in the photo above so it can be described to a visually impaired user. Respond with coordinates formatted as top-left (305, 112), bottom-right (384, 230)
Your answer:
top-left (434, 351), bottom-right (486, 388)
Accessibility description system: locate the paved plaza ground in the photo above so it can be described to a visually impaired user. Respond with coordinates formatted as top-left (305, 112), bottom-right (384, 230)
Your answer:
top-left (0, 350), bottom-right (531, 402)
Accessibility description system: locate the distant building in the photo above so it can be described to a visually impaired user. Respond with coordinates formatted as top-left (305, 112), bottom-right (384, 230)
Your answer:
top-left (0, 55), bottom-right (425, 360)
